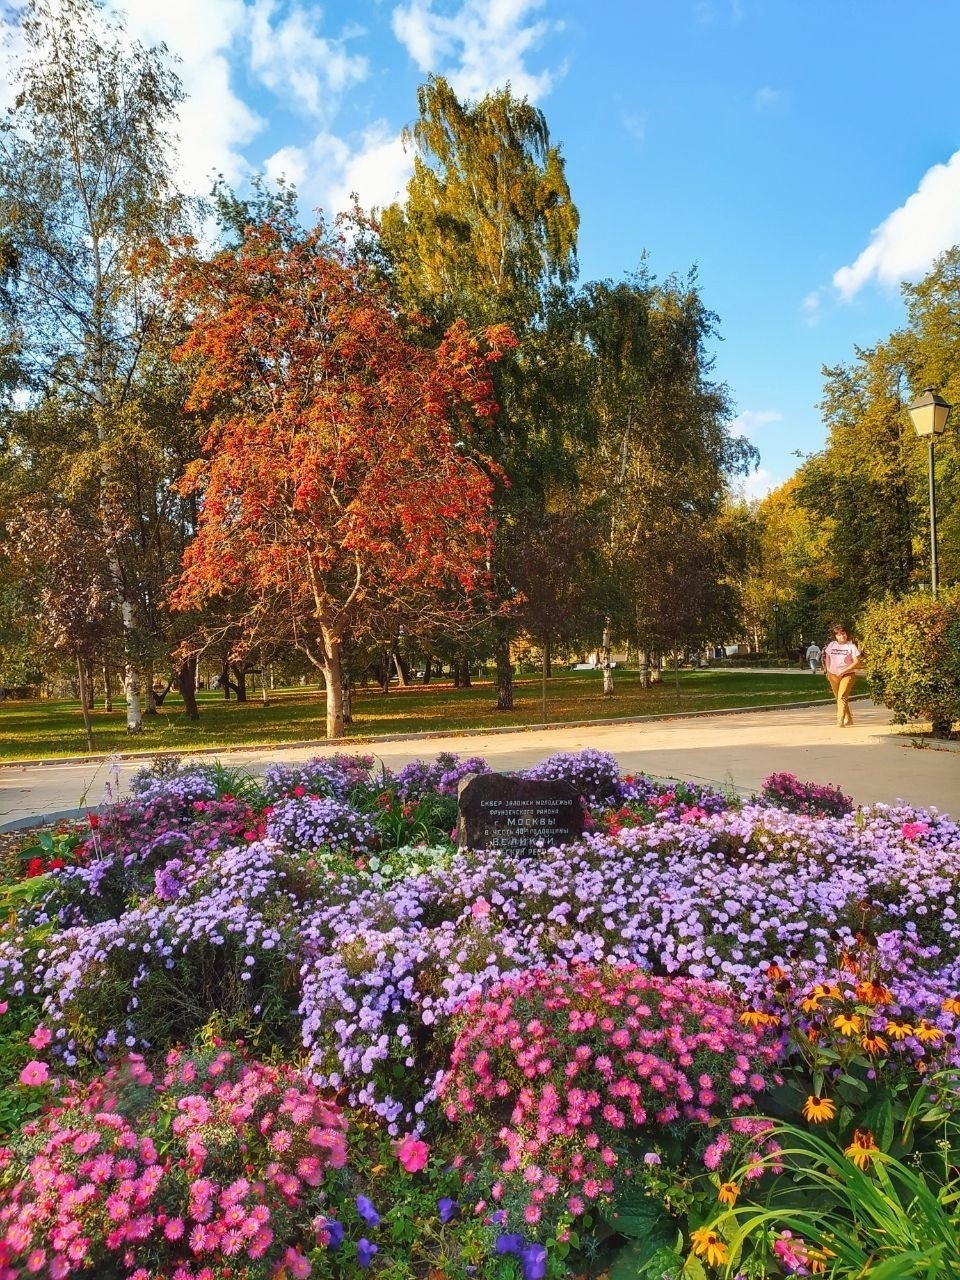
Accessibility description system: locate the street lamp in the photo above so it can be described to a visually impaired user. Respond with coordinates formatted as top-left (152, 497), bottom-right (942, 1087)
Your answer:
top-left (906, 387), bottom-right (952, 597)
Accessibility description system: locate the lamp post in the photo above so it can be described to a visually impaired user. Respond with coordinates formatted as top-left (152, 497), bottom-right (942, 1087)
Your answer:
top-left (906, 387), bottom-right (952, 598)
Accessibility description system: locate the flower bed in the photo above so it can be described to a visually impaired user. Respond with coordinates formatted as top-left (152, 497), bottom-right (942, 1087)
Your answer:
top-left (0, 755), bottom-right (958, 1278)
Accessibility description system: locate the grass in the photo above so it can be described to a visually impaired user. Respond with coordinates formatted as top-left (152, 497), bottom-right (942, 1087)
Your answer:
top-left (0, 667), bottom-right (840, 762)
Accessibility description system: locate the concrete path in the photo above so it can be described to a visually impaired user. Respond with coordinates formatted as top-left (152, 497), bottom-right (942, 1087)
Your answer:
top-left (1, 698), bottom-right (957, 827)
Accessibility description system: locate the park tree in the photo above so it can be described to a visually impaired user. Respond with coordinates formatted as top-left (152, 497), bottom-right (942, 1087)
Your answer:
top-left (798, 340), bottom-right (917, 619)
top-left (574, 272), bottom-right (756, 682)
top-left (0, 0), bottom-right (188, 731)
top-left (736, 481), bottom-right (835, 653)
top-left (898, 249), bottom-right (960, 586)
top-left (378, 75), bottom-right (581, 709)
top-left (10, 505), bottom-right (120, 750)
top-left (167, 218), bottom-right (512, 740)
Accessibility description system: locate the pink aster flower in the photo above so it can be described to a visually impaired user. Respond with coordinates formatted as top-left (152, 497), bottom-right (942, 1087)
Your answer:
top-left (392, 1133), bottom-right (430, 1173)
top-left (19, 1060), bottom-right (49, 1086)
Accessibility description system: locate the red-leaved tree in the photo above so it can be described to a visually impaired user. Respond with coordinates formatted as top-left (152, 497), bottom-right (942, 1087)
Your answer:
top-left (168, 221), bottom-right (513, 738)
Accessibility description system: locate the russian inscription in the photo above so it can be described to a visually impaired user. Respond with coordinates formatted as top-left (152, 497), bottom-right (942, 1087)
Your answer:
top-left (457, 773), bottom-right (584, 856)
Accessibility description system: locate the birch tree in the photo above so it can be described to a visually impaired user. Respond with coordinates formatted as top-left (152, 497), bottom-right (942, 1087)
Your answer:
top-left (0, 0), bottom-right (187, 731)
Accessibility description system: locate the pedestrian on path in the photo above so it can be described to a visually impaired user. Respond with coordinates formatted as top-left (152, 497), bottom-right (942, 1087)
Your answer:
top-left (822, 624), bottom-right (864, 727)
top-left (805, 641), bottom-right (822, 674)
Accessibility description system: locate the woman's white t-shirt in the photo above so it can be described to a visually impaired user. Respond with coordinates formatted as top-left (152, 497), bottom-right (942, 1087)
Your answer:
top-left (823, 640), bottom-right (861, 676)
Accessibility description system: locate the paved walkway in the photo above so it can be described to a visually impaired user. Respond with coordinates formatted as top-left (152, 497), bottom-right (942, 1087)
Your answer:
top-left (0, 699), bottom-right (957, 827)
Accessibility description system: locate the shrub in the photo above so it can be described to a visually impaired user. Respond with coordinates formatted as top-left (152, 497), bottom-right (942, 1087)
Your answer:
top-left (862, 586), bottom-right (960, 737)
top-left (0, 1048), bottom-right (347, 1279)
top-left (265, 795), bottom-right (377, 855)
top-left (438, 963), bottom-right (780, 1238)
top-left (760, 772), bottom-right (855, 819)
top-left (389, 752), bottom-right (491, 802)
top-left (521, 749), bottom-right (625, 807)
top-left (261, 753), bottom-right (377, 805)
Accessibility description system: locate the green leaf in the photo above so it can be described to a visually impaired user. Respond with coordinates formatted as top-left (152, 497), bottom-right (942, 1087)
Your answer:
top-left (607, 1193), bottom-right (667, 1240)
top-left (682, 1254), bottom-right (709, 1280)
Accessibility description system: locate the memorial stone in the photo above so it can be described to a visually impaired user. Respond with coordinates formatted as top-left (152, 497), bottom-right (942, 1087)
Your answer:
top-left (457, 773), bottom-right (584, 856)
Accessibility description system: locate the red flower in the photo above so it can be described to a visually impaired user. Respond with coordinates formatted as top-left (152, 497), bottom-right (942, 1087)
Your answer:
top-left (88, 813), bottom-right (100, 830)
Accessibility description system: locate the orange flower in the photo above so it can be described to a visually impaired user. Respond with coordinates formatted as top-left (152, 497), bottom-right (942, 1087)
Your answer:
top-left (855, 981), bottom-right (892, 1006)
top-left (832, 1012), bottom-right (862, 1035)
top-left (885, 1019), bottom-right (914, 1041)
top-left (739, 1009), bottom-right (778, 1028)
top-left (840, 950), bottom-right (859, 975)
top-left (844, 1129), bottom-right (878, 1170)
top-left (802, 1095), bottom-right (836, 1123)
top-left (690, 1227), bottom-right (728, 1267)
top-left (915, 1021), bottom-right (943, 1044)
top-left (765, 964), bottom-right (787, 981)
top-left (943, 996), bottom-right (960, 1016)
top-left (860, 1033), bottom-right (888, 1055)
top-left (717, 1182), bottom-right (740, 1206)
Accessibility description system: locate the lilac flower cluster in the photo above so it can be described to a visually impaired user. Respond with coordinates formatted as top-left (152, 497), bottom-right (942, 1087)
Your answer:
top-left (389, 752), bottom-right (492, 801)
top-left (295, 801), bottom-right (960, 1125)
top-left (261, 752), bottom-right (377, 803)
top-left (520, 749), bottom-right (626, 807)
top-left (1, 747), bottom-right (957, 1168)
top-left (760, 771), bottom-right (855, 819)
top-left (265, 795), bottom-right (377, 855)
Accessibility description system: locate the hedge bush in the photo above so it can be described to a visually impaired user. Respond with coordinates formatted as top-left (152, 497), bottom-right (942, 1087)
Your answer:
top-left (862, 585), bottom-right (960, 737)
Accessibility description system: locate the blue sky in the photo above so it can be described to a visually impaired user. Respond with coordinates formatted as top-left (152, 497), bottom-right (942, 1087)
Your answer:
top-left (9, 0), bottom-right (960, 496)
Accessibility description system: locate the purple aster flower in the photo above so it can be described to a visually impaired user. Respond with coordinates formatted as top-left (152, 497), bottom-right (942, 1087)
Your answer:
top-left (356, 1195), bottom-right (380, 1227)
top-left (357, 1238), bottom-right (379, 1268)
top-left (438, 1197), bottom-right (459, 1224)
top-left (521, 1242), bottom-right (548, 1280)
top-left (495, 1233), bottom-right (525, 1255)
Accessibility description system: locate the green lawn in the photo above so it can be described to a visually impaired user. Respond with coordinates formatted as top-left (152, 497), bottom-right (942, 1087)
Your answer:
top-left (0, 668), bottom-right (839, 761)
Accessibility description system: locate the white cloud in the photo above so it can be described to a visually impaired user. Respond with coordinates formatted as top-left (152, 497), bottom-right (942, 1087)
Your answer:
top-left (753, 84), bottom-right (784, 112)
top-left (731, 467), bottom-right (778, 501)
top-left (391, 0), bottom-right (559, 102)
top-left (249, 0), bottom-right (368, 120)
top-left (729, 409), bottom-right (782, 439)
top-left (833, 149), bottom-right (960, 300)
top-left (265, 124), bottom-right (411, 220)
top-left (800, 289), bottom-right (822, 325)
top-left (107, 0), bottom-right (263, 194)
top-left (622, 111), bottom-right (648, 147)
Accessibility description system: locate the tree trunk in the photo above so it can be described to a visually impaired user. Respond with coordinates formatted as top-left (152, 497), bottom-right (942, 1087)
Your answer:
top-left (321, 630), bottom-right (346, 739)
top-left (83, 660), bottom-right (95, 710)
top-left (123, 659), bottom-right (143, 732)
top-left (144, 661), bottom-right (158, 715)
top-left (221, 662), bottom-right (231, 699)
top-left (77, 655), bottom-right (94, 752)
top-left (102, 660), bottom-right (113, 712)
top-left (459, 655), bottom-right (472, 688)
top-left (638, 648), bottom-right (650, 690)
top-left (541, 645), bottom-right (548, 724)
top-left (178, 655), bottom-right (199, 720)
top-left (120, 600), bottom-right (143, 732)
top-left (232, 665), bottom-right (248, 702)
top-left (673, 652), bottom-right (682, 706)
top-left (260, 649), bottom-right (270, 706)
top-left (650, 652), bottom-right (663, 684)
top-left (495, 626), bottom-right (513, 711)
top-left (392, 646), bottom-right (408, 687)
top-left (421, 654), bottom-right (432, 685)
top-left (600, 618), bottom-right (615, 696)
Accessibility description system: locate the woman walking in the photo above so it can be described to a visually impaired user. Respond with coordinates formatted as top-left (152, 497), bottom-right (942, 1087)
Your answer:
top-left (822, 624), bottom-right (864, 727)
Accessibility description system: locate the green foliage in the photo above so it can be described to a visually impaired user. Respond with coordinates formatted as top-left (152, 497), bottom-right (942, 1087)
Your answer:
top-left (862, 586), bottom-right (960, 736)
top-left (717, 1124), bottom-right (960, 1279)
